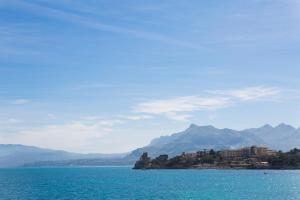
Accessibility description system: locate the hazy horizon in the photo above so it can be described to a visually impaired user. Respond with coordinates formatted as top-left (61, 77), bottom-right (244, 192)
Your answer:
top-left (1, 122), bottom-right (299, 154)
top-left (1, 0), bottom-right (300, 153)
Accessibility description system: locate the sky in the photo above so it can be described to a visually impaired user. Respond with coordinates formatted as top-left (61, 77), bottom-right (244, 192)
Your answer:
top-left (0, 0), bottom-right (300, 153)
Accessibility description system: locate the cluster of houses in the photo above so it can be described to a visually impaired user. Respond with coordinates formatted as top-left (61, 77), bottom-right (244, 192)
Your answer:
top-left (134, 146), bottom-right (279, 169)
top-left (179, 146), bottom-right (277, 159)
top-left (220, 146), bottom-right (277, 158)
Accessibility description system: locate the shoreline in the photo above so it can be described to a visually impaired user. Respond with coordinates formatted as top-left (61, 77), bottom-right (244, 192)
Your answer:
top-left (134, 147), bottom-right (300, 170)
top-left (133, 167), bottom-right (300, 170)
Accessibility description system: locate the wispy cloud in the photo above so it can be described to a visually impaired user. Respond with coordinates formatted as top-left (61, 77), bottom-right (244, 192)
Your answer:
top-left (164, 112), bottom-right (192, 122)
top-left (47, 113), bottom-right (57, 120)
top-left (134, 96), bottom-right (231, 121)
top-left (122, 115), bottom-right (153, 121)
top-left (0, 118), bottom-right (22, 125)
top-left (134, 86), bottom-right (281, 121)
top-left (0, 118), bottom-right (122, 153)
top-left (84, 114), bottom-right (153, 122)
top-left (5, 0), bottom-right (201, 49)
top-left (210, 86), bottom-right (281, 101)
top-left (72, 83), bottom-right (122, 90)
top-left (82, 116), bottom-right (124, 126)
top-left (10, 99), bottom-right (30, 105)
top-left (0, 112), bottom-right (155, 152)
top-left (135, 96), bottom-right (231, 114)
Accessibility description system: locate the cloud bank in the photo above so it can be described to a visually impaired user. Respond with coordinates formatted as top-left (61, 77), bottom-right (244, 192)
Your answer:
top-left (0, 118), bottom-right (122, 153)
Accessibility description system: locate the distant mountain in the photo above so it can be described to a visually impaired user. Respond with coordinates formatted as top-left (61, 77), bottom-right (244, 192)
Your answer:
top-left (244, 123), bottom-right (300, 151)
top-left (2, 123), bottom-right (300, 167)
top-left (0, 144), bottom-right (126, 167)
top-left (23, 157), bottom-right (134, 167)
top-left (127, 123), bottom-right (300, 159)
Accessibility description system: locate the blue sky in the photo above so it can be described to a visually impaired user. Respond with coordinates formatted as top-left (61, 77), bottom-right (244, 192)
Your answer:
top-left (0, 0), bottom-right (300, 153)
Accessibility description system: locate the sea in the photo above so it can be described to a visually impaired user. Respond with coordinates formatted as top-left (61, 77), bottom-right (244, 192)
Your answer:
top-left (0, 167), bottom-right (299, 200)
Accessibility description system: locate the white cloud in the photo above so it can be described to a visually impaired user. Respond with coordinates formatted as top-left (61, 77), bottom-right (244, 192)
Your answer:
top-left (82, 116), bottom-right (124, 126)
top-left (211, 86), bottom-right (281, 101)
top-left (84, 114), bottom-right (153, 122)
top-left (135, 96), bottom-right (231, 114)
top-left (134, 86), bottom-right (281, 121)
top-left (0, 119), bottom-right (122, 153)
top-left (165, 112), bottom-right (192, 122)
top-left (0, 118), bottom-right (22, 125)
top-left (134, 96), bottom-right (231, 121)
top-left (10, 99), bottom-right (30, 105)
top-left (47, 114), bottom-right (57, 120)
top-left (72, 83), bottom-right (121, 90)
top-left (122, 115), bottom-right (153, 121)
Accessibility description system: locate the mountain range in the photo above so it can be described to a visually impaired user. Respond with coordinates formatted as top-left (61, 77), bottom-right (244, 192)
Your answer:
top-left (0, 144), bottom-right (126, 167)
top-left (1, 123), bottom-right (300, 167)
top-left (127, 123), bottom-right (300, 158)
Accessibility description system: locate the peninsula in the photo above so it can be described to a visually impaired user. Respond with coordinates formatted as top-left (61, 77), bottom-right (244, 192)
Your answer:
top-left (133, 146), bottom-right (300, 169)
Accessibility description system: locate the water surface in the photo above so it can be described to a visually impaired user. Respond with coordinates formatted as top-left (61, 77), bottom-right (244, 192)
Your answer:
top-left (0, 167), bottom-right (299, 200)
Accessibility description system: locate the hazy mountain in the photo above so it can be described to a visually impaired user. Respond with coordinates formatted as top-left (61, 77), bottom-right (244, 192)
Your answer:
top-left (0, 144), bottom-right (126, 167)
top-left (23, 157), bottom-right (134, 167)
top-left (127, 123), bottom-right (300, 159)
top-left (2, 123), bottom-right (300, 167)
top-left (244, 123), bottom-right (300, 151)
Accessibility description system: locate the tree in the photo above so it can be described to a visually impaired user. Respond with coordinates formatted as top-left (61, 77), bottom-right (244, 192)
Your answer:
top-left (209, 149), bottom-right (216, 155)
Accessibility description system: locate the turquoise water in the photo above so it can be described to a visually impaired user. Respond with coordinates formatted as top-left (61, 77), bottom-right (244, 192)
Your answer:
top-left (0, 167), bottom-right (300, 200)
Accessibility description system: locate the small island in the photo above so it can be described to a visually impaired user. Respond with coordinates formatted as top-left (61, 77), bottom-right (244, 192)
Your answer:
top-left (133, 146), bottom-right (300, 170)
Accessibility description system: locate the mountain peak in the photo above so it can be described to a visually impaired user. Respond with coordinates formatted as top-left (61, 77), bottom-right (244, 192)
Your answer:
top-left (188, 123), bottom-right (199, 129)
top-left (275, 123), bottom-right (295, 130)
top-left (255, 124), bottom-right (273, 131)
top-left (262, 124), bottom-right (273, 129)
top-left (187, 124), bottom-right (217, 130)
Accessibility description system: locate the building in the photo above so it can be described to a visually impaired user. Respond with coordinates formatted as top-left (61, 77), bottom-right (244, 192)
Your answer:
top-left (156, 155), bottom-right (168, 162)
top-left (220, 146), bottom-right (276, 159)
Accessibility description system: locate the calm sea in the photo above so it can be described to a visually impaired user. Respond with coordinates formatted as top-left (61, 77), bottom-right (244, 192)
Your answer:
top-left (0, 167), bottom-right (299, 200)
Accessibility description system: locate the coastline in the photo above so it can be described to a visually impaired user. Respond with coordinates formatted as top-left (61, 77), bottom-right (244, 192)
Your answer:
top-left (133, 147), bottom-right (300, 170)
